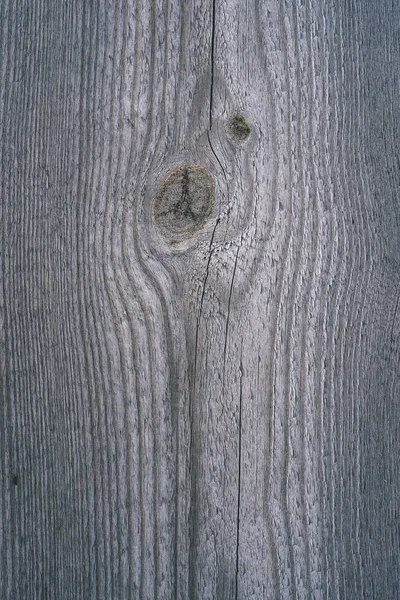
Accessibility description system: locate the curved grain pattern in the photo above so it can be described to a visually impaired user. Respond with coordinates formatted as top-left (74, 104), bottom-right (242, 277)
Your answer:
top-left (1, 0), bottom-right (400, 599)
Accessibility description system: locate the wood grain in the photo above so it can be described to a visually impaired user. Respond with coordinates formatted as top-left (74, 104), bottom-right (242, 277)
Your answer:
top-left (1, 0), bottom-right (400, 598)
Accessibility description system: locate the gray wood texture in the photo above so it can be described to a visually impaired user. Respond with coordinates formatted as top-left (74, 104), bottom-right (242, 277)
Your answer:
top-left (1, 0), bottom-right (400, 598)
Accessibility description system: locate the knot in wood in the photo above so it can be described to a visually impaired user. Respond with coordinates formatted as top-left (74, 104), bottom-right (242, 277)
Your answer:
top-left (229, 113), bottom-right (250, 141)
top-left (154, 165), bottom-right (214, 242)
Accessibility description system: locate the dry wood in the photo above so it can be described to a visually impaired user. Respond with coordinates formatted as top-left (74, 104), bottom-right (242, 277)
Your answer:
top-left (1, 0), bottom-right (400, 598)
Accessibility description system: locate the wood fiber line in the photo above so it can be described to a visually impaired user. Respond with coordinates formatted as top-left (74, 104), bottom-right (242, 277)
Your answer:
top-left (1, 0), bottom-right (400, 598)
top-left (339, 5), bottom-right (370, 596)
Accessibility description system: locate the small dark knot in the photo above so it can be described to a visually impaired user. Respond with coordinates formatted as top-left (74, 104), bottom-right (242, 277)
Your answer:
top-left (229, 113), bottom-right (250, 141)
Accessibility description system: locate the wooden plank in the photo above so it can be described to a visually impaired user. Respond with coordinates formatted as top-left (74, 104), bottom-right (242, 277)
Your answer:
top-left (1, 0), bottom-right (399, 598)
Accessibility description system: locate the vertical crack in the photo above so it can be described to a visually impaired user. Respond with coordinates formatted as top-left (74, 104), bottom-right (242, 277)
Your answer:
top-left (223, 246), bottom-right (240, 375)
top-left (235, 348), bottom-right (244, 600)
top-left (209, 0), bottom-right (216, 129)
top-left (188, 221), bottom-right (219, 599)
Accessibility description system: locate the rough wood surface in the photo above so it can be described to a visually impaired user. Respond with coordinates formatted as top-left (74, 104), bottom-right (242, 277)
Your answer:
top-left (1, 1), bottom-right (399, 598)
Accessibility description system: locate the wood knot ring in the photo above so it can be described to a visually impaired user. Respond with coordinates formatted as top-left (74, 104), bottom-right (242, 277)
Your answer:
top-left (154, 165), bottom-right (214, 242)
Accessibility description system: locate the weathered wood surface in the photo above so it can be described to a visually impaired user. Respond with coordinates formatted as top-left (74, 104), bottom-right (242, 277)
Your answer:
top-left (1, 0), bottom-right (399, 598)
